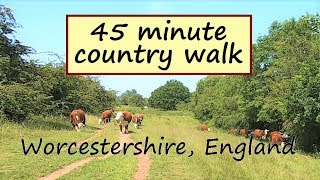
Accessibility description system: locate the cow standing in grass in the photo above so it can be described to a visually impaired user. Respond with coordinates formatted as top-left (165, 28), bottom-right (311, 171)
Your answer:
top-left (70, 109), bottom-right (86, 132)
top-left (252, 129), bottom-right (269, 140)
top-left (115, 111), bottom-right (132, 134)
top-left (240, 128), bottom-right (251, 137)
top-left (231, 128), bottom-right (238, 135)
top-left (99, 109), bottom-right (113, 125)
top-left (270, 131), bottom-right (289, 148)
top-left (132, 114), bottom-right (144, 129)
top-left (138, 114), bottom-right (144, 125)
top-left (200, 124), bottom-right (210, 131)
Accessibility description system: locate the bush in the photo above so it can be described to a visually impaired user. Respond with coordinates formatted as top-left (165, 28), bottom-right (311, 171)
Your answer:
top-left (0, 84), bottom-right (44, 122)
top-left (149, 80), bottom-right (190, 110)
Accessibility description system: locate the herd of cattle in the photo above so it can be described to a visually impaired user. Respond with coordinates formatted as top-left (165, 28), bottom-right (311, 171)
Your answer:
top-left (69, 109), bottom-right (290, 148)
top-left (200, 124), bottom-right (290, 148)
top-left (70, 109), bottom-right (144, 134)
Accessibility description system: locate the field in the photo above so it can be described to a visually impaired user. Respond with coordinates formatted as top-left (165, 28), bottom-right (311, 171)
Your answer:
top-left (0, 107), bottom-right (319, 180)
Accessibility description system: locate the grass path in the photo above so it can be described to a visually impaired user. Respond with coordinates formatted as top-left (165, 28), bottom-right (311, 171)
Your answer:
top-left (39, 125), bottom-right (151, 180)
top-left (133, 137), bottom-right (151, 180)
top-left (38, 156), bottom-right (96, 180)
top-left (0, 115), bottom-right (109, 179)
top-left (38, 125), bottom-right (109, 179)
top-left (74, 125), bottom-right (107, 148)
top-left (59, 125), bottom-right (107, 152)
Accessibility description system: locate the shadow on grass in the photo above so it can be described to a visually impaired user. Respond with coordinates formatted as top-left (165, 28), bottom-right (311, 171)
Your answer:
top-left (21, 115), bottom-right (72, 131)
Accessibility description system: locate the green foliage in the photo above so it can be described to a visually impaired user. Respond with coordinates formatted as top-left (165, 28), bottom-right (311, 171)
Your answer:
top-left (0, 84), bottom-right (42, 122)
top-left (119, 89), bottom-right (146, 107)
top-left (0, 5), bottom-right (34, 84)
top-left (0, 62), bottom-right (117, 120)
top-left (0, 5), bottom-right (116, 121)
top-left (257, 13), bottom-right (320, 152)
top-left (191, 76), bottom-right (244, 128)
top-left (148, 79), bottom-right (190, 110)
top-left (176, 101), bottom-right (190, 111)
top-left (190, 13), bottom-right (320, 153)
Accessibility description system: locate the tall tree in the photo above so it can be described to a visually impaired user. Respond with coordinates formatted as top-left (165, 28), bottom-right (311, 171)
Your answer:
top-left (0, 5), bottom-right (117, 121)
top-left (119, 89), bottom-right (146, 107)
top-left (149, 80), bottom-right (190, 110)
top-left (0, 5), bottom-right (35, 84)
top-left (190, 13), bottom-right (320, 152)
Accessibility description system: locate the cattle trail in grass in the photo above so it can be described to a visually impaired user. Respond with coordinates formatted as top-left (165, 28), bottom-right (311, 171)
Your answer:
top-left (119, 133), bottom-right (151, 180)
top-left (133, 140), bottom-right (151, 180)
top-left (38, 127), bottom-right (151, 180)
top-left (38, 125), bottom-right (110, 180)
top-left (74, 125), bottom-right (107, 147)
top-left (59, 125), bottom-right (108, 152)
top-left (96, 133), bottom-right (151, 180)
top-left (38, 156), bottom-right (95, 180)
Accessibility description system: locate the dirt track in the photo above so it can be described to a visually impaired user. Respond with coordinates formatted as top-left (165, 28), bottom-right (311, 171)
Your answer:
top-left (38, 126), bottom-right (151, 180)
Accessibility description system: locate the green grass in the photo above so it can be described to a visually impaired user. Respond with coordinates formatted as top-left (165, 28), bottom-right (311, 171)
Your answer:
top-left (59, 148), bottom-right (137, 180)
top-left (0, 114), bottom-right (113, 179)
top-left (1, 107), bottom-right (319, 180)
top-left (59, 123), bottom-right (137, 180)
top-left (130, 108), bottom-right (320, 180)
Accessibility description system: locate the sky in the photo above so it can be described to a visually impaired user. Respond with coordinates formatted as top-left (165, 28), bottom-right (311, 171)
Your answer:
top-left (2, 0), bottom-right (319, 97)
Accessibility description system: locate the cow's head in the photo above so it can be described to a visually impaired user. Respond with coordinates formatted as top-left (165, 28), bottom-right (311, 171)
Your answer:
top-left (279, 133), bottom-right (290, 148)
top-left (115, 111), bottom-right (124, 123)
top-left (281, 133), bottom-right (289, 142)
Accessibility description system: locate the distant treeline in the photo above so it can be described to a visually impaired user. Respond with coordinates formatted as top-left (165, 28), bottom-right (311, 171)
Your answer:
top-left (189, 14), bottom-right (320, 153)
top-left (0, 5), bottom-right (116, 122)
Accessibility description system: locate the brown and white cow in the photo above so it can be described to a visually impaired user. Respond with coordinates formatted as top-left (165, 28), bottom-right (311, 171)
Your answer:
top-left (138, 114), bottom-right (144, 125)
top-left (200, 124), bottom-right (211, 131)
top-left (239, 128), bottom-right (251, 137)
top-left (252, 129), bottom-right (269, 140)
top-left (115, 111), bottom-right (132, 134)
top-left (99, 109), bottom-right (113, 125)
top-left (270, 131), bottom-right (289, 148)
top-left (132, 114), bottom-right (144, 129)
top-left (231, 128), bottom-right (238, 135)
top-left (70, 109), bottom-right (86, 132)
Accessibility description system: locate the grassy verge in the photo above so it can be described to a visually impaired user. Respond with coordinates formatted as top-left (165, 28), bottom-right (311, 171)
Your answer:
top-left (129, 107), bottom-right (320, 180)
top-left (59, 122), bottom-right (137, 180)
top-left (0, 114), bottom-right (108, 179)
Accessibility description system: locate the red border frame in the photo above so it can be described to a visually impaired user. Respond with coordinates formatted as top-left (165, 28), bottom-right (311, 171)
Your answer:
top-left (66, 14), bottom-right (252, 76)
